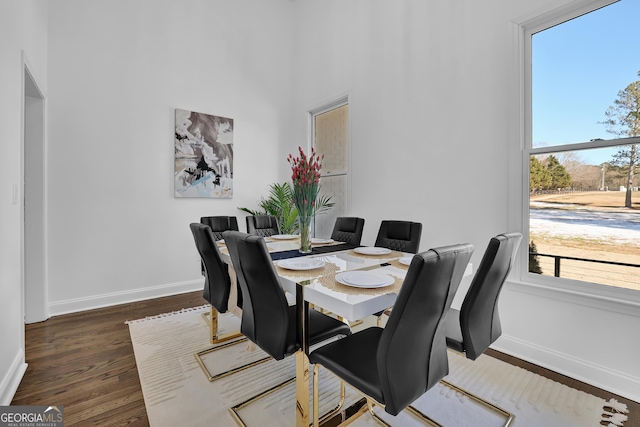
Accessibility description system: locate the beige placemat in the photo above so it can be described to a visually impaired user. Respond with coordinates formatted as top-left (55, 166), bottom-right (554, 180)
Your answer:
top-left (316, 271), bottom-right (403, 296)
top-left (349, 249), bottom-right (404, 260)
top-left (388, 259), bottom-right (410, 269)
top-left (273, 260), bottom-right (340, 279)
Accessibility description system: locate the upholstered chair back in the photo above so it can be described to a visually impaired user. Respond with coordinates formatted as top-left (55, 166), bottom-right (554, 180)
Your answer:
top-left (223, 231), bottom-right (292, 359)
top-left (330, 217), bottom-right (365, 245)
top-left (457, 232), bottom-right (522, 360)
top-left (374, 220), bottom-right (422, 253)
top-left (200, 216), bottom-right (239, 241)
top-left (246, 215), bottom-right (280, 237)
top-left (189, 223), bottom-right (232, 313)
top-left (378, 243), bottom-right (474, 415)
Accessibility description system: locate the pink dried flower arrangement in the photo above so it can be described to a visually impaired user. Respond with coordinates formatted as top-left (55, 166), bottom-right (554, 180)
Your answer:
top-left (287, 146), bottom-right (324, 218)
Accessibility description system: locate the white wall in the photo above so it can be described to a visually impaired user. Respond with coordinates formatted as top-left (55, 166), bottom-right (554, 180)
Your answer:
top-left (4, 0), bottom-right (638, 405)
top-left (0, 0), bottom-right (48, 405)
top-left (289, 0), bottom-right (640, 401)
top-left (291, 1), bottom-right (514, 249)
top-left (46, 0), bottom-right (295, 313)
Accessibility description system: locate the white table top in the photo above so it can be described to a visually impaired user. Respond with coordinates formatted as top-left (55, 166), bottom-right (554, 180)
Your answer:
top-left (219, 239), bottom-right (473, 322)
top-left (277, 249), bottom-right (408, 322)
top-left (276, 249), bottom-right (473, 322)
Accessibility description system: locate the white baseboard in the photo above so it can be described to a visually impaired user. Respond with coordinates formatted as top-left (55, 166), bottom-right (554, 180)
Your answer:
top-left (0, 349), bottom-right (28, 406)
top-left (493, 334), bottom-right (640, 403)
top-left (47, 279), bottom-right (203, 317)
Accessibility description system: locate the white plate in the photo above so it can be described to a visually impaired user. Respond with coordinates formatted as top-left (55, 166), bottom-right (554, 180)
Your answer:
top-left (335, 271), bottom-right (395, 288)
top-left (398, 256), bottom-right (413, 266)
top-left (271, 234), bottom-right (298, 240)
top-left (277, 258), bottom-right (325, 271)
top-left (311, 238), bottom-right (334, 244)
top-left (353, 247), bottom-right (392, 256)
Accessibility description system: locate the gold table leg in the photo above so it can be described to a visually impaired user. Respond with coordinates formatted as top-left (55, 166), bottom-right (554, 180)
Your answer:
top-left (296, 349), bottom-right (310, 427)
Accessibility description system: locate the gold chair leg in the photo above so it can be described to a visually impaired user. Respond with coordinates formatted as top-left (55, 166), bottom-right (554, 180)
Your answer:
top-left (337, 403), bottom-right (368, 427)
top-left (196, 306), bottom-right (271, 382)
top-left (366, 398), bottom-right (392, 427)
top-left (336, 315), bottom-right (363, 328)
top-left (313, 364), bottom-right (347, 427)
top-left (314, 363), bottom-right (445, 427)
top-left (406, 405), bottom-right (443, 427)
top-left (376, 309), bottom-right (392, 327)
top-left (194, 338), bottom-right (271, 382)
top-left (439, 379), bottom-right (515, 427)
top-left (366, 399), bottom-right (443, 427)
top-left (229, 377), bottom-right (296, 427)
top-left (203, 306), bottom-right (244, 344)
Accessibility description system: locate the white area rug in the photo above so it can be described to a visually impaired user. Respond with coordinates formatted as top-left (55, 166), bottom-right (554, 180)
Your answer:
top-left (127, 306), bottom-right (628, 427)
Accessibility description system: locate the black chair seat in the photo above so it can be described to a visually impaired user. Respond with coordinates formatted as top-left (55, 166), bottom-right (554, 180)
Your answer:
top-left (309, 327), bottom-right (384, 404)
top-left (309, 243), bottom-right (474, 421)
top-left (223, 230), bottom-right (351, 362)
top-left (190, 223), bottom-right (232, 313)
top-left (190, 222), bottom-right (263, 382)
top-left (446, 232), bottom-right (523, 360)
top-left (223, 230), bottom-right (353, 426)
top-left (443, 308), bottom-right (465, 353)
top-left (439, 232), bottom-right (522, 426)
top-left (282, 306), bottom-right (354, 357)
top-left (372, 220), bottom-right (423, 323)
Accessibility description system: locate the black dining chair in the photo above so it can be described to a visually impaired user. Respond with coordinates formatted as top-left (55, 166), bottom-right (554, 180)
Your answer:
top-left (245, 215), bottom-right (280, 237)
top-left (330, 217), bottom-right (365, 245)
top-left (200, 215), bottom-right (239, 241)
top-left (198, 216), bottom-right (239, 277)
top-left (373, 220), bottom-right (423, 326)
top-left (375, 220), bottom-right (423, 254)
top-left (222, 230), bottom-right (352, 426)
top-left (443, 232), bottom-right (522, 426)
top-left (309, 243), bottom-right (474, 427)
top-left (189, 223), bottom-right (270, 381)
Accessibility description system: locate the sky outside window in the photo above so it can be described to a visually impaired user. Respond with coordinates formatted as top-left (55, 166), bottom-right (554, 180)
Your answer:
top-left (532, 0), bottom-right (640, 165)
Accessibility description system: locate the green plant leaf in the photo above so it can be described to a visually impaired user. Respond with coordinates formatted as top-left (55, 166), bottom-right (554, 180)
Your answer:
top-left (238, 181), bottom-right (334, 235)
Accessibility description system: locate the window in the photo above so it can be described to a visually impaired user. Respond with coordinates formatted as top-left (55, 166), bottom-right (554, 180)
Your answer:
top-left (522, 0), bottom-right (640, 293)
top-left (311, 98), bottom-right (349, 238)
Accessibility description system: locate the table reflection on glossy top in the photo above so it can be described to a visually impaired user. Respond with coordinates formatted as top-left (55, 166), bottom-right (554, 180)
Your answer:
top-left (276, 249), bottom-right (410, 322)
top-left (217, 236), bottom-right (342, 255)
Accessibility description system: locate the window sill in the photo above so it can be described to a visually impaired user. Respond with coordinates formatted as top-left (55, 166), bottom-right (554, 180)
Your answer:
top-left (506, 276), bottom-right (640, 317)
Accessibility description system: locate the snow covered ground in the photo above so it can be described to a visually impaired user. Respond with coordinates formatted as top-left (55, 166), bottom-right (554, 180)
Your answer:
top-left (530, 202), bottom-right (640, 245)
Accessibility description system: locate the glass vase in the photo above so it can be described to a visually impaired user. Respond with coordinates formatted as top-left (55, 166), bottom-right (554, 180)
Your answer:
top-left (299, 215), bottom-right (312, 254)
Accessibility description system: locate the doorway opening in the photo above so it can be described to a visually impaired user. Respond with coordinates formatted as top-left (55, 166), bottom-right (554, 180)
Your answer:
top-left (22, 55), bottom-right (47, 324)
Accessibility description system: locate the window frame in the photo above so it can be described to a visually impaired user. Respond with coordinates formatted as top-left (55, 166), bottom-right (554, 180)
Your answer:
top-left (308, 93), bottom-right (351, 237)
top-left (310, 97), bottom-right (349, 179)
top-left (508, 0), bottom-right (640, 314)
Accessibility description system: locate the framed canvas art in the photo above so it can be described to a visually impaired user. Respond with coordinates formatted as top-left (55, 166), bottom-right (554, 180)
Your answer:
top-left (174, 109), bottom-right (233, 198)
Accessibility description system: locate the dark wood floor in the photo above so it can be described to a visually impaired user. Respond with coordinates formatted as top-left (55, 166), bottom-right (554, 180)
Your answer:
top-left (12, 291), bottom-right (638, 427)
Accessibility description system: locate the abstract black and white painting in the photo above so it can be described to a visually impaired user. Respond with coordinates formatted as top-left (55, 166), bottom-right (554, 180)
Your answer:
top-left (174, 109), bottom-right (233, 198)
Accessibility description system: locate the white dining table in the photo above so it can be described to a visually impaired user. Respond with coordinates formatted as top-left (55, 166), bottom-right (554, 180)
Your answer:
top-left (219, 236), bottom-right (473, 427)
